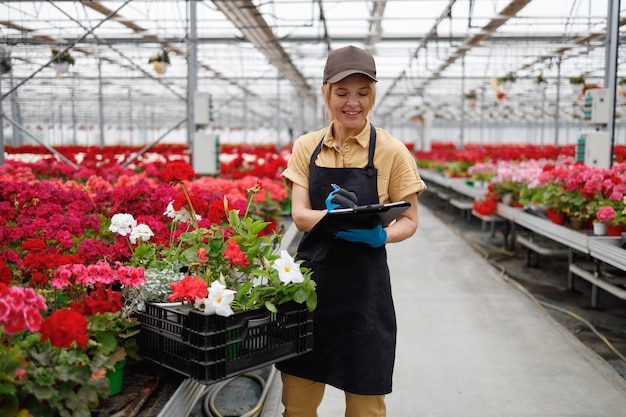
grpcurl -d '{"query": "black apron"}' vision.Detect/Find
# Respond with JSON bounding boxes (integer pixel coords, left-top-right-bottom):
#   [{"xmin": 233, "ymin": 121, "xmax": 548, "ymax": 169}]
[{"xmin": 276, "ymin": 124, "xmax": 397, "ymax": 395}]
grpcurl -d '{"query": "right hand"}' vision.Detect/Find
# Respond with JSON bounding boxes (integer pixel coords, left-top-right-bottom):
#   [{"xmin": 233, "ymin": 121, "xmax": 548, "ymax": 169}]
[{"xmin": 325, "ymin": 185, "xmax": 358, "ymax": 211}]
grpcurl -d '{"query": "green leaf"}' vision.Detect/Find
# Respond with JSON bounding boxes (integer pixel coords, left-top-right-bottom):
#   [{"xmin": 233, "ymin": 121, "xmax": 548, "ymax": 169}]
[
  {"xmin": 293, "ymin": 288, "xmax": 309, "ymax": 304},
  {"xmin": 264, "ymin": 301, "xmax": 277, "ymax": 313}
]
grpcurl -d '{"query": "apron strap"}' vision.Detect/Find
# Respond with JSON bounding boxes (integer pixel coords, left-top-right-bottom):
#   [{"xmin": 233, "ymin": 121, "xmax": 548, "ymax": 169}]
[{"xmin": 309, "ymin": 124, "xmax": 377, "ymax": 175}]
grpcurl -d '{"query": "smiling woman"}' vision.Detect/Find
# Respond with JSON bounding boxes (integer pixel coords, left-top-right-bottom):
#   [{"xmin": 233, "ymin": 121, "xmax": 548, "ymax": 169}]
[{"xmin": 276, "ymin": 44, "xmax": 427, "ymax": 417}]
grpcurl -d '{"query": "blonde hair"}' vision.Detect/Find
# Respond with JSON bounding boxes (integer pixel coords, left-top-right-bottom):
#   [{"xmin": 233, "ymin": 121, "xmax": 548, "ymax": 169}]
[{"xmin": 321, "ymin": 79, "xmax": 377, "ymax": 119}]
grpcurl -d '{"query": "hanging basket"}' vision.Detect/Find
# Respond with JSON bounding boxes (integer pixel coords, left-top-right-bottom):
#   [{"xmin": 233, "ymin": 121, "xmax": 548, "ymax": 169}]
[
  {"xmin": 53, "ymin": 62, "xmax": 70, "ymax": 74},
  {"xmin": 153, "ymin": 61, "xmax": 169, "ymax": 74}
]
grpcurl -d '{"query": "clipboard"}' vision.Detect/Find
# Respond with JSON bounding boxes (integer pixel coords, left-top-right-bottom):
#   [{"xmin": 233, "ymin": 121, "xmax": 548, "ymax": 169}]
[
  {"xmin": 299, "ymin": 201, "xmax": 411, "ymax": 251},
  {"xmin": 327, "ymin": 201, "xmax": 411, "ymax": 227}
]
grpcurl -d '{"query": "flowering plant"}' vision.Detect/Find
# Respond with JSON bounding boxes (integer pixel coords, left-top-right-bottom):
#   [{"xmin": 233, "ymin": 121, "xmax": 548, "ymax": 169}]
[
  {"xmin": 596, "ymin": 197, "xmax": 626, "ymax": 226},
  {"xmin": 596, "ymin": 206, "xmax": 616, "ymax": 223},
  {"xmin": 0, "ymin": 284, "xmax": 115, "ymax": 417},
  {"xmin": 110, "ymin": 161, "xmax": 316, "ymax": 317}
]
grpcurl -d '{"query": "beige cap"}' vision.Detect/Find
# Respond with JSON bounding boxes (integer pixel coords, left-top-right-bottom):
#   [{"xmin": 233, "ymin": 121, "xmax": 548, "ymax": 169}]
[{"xmin": 323, "ymin": 45, "xmax": 377, "ymax": 84}]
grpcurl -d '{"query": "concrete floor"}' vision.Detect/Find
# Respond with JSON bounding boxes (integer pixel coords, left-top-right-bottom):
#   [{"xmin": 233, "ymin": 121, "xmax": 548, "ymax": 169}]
[{"xmin": 261, "ymin": 202, "xmax": 626, "ymax": 417}]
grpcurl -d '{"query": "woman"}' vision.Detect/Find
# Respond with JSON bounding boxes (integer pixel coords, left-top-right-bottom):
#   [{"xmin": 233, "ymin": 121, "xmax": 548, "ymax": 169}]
[{"xmin": 276, "ymin": 45, "xmax": 427, "ymax": 417}]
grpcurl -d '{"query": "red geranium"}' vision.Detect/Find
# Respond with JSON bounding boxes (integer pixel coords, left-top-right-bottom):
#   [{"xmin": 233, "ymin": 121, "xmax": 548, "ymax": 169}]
[
  {"xmin": 168, "ymin": 275, "xmax": 209, "ymax": 303},
  {"xmin": 162, "ymin": 160, "xmax": 196, "ymax": 182},
  {"xmin": 40, "ymin": 308, "xmax": 89, "ymax": 348},
  {"xmin": 224, "ymin": 239, "xmax": 250, "ymax": 267},
  {"xmin": 71, "ymin": 285, "xmax": 123, "ymax": 316},
  {"xmin": 209, "ymin": 199, "xmax": 227, "ymax": 224}
]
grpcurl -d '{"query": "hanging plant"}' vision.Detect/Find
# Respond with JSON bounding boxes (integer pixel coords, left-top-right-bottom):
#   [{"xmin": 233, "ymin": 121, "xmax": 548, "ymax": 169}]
[
  {"xmin": 497, "ymin": 72, "xmax": 517, "ymax": 84},
  {"xmin": 464, "ymin": 89, "xmax": 477, "ymax": 100},
  {"xmin": 569, "ymin": 75, "xmax": 585, "ymax": 85},
  {"xmin": 148, "ymin": 50, "xmax": 170, "ymax": 64},
  {"xmin": 50, "ymin": 48, "xmax": 75, "ymax": 75},
  {"xmin": 148, "ymin": 50, "xmax": 171, "ymax": 74},
  {"xmin": 51, "ymin": 48, "xmax": 75, "ymax": 65}
]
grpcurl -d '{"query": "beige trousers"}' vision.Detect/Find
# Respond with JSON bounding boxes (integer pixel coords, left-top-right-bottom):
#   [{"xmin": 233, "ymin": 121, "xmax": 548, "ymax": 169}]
[{"xmin": 281, "ymin": 372, "xmax": 387, "ymax": 417}]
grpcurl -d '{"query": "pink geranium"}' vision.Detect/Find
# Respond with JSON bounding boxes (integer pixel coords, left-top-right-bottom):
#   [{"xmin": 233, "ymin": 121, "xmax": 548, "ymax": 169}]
[{"xmin": 596, "ymin": 206, "xmax": 616, "ymax": 223}]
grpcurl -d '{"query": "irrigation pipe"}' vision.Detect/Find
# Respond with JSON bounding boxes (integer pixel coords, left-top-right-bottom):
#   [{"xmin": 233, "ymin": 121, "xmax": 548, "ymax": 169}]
[{"xmin": 462, "ymin": 229, "xmax": 626, "ymax": 365}]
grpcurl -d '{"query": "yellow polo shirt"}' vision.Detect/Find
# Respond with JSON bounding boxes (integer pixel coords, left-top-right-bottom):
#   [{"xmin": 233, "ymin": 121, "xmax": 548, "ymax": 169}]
[{"xmin": 282, "ymin": 121, "xmax": 427, "ymax": 203}]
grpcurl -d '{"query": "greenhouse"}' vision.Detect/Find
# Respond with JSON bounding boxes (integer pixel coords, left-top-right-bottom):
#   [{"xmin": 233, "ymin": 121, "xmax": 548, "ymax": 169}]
[{"xmin": 2, "ymin": 1, "xmax": 626, "ymax": 417}]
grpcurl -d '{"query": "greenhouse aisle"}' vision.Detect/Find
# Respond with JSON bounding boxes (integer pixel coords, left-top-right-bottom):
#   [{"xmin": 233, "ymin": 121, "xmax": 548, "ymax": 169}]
[{"xmin": 261, "ymin": 203, "xmax": 626, "ymax": 417}]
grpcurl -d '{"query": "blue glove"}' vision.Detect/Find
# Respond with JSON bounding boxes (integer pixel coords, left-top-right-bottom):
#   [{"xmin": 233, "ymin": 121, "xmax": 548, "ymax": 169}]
[
  {"xmin": 335, "ymin": 225, "xmax": 387, "ymax": 248},
  {"xmin": 325, "ymin": 184, "xmax": 358, "ymax": 211}
]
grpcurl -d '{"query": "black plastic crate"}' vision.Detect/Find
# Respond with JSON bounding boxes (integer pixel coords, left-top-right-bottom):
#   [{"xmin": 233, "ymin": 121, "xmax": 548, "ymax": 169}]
[{"xmin": 137, "ymin": 301, "xmax": 313, "ymax": 384}]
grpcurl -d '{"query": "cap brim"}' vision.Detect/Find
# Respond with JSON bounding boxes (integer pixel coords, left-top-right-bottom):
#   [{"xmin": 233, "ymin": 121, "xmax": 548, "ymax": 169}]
[{"xmin": 326, "ymin": 70, "xmax": 377, "ymax": 84}]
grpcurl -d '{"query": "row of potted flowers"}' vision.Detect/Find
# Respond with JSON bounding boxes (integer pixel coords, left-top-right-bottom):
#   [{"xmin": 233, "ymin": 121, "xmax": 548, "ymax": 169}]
[
  {"xmin": 3, "ymin": 143, "xmax": 289, "ymax": 181},
  {"xmin": 454, "ymin": 155, "xmax": 626, "ymax": 235},
  {"xmin": 0, "ymin": 151, "xmax": 315, "ymax": 416}
]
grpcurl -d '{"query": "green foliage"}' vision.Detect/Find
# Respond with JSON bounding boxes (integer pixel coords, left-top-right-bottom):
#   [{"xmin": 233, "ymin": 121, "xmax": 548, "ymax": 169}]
[
  {"xmin": 50, "ymin": 49, "xmax": 75, "ymax": 65},
  {"xmin": 10, "ymin": 335, "xmax": 110, "ymax": 417}
]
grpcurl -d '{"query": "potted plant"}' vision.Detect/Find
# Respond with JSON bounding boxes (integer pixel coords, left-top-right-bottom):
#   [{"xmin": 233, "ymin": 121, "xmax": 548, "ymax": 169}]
[
  {"xmin": 464, "ymin": 89, "xmax": 477, "ymax": 100},
  {"xmin": 497, "ymin": 72, "xmax": 516, "ymax": 94},
  {"xmin": 569, "ymin": 75, "xmax": 586, "ymax": 95},
  {"xmin": 534, "ymin": 73, "xmax": 548, "ymax": 93},
  {"xmin": 497, "ymin": 72, "xmax": 517, "ymax": 84},
  {"xmin": 569, "ymin": 75, "xmax": 586, "ymax": 85},
  {"xmin": 50, "ymin": 48, "xmax": 75, "ymax": 74},
  {"xmin": 148, "ymin": 50, "xmax": 171, "ymax": 74},
  {"xmin": 562, "ymin": 190, "xmax": 590, "ymax": 231}
]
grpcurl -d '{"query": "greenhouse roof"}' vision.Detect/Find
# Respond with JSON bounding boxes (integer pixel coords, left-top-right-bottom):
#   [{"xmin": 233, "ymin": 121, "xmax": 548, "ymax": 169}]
[{"xmin": 0, "ymin": 0, "xmax": 623, "ymax": 144}]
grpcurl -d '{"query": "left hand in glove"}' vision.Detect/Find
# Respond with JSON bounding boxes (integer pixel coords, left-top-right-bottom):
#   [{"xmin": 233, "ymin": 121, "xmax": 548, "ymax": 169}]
[{"xmin": 334, "ymin": 224, "xmax": 387, "ymax": 248}]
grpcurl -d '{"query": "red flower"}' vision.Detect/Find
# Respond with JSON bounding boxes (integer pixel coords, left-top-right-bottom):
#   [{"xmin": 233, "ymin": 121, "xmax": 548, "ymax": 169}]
[
  {"xmin": 168, "ymin": 275, "xmax": 208, "ymax": 303},
  {"xmin": 209, "ymin": 199, "xmax": 227, "ymax": 224},
  {"xmin": 224, "ymin": 239, "xmax": 250, "ymax": 267},
  {"xmin": 40, "ymin": 308, "xmax": 89, "ymax": 348},
  {"xmin": 162, "ymin": 161, "xmax": 196, "ymax": 182},
  {"xmin": 172, "ymin": 192, "xmax": 209, "ymax": 217},
  {"xmin": 72, "ymin": 285, "xmax": 123, "ymax": 316},
  {"xmin": 196, "ymin": 248, "xmax": 208, "ymax": 263},
  {"xmin": 0, "ymin": 260, "xmax": 11, "ymax": 284}
]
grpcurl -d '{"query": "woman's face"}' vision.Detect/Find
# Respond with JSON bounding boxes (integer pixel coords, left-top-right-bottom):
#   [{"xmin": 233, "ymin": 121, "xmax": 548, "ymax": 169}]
[{"xmin": 325, "ymin": 74, "xmax": 373, "ymax": 136}]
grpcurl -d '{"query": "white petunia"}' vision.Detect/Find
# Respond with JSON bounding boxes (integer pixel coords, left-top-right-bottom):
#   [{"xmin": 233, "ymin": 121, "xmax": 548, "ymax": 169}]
[
  {"xmin": 109, "ymin": 213, "xmax": 137, "ymax": 236},
  {"xmin": 195, "ymin": 281, "xmax": 236, "ymax": 317},
  {"xmin": 271, "ymin": 250, "xmax": 304, "ymax": 284},
  {"xmin": 129, "ymin": 223, "xmax": 154, "ymax": 244}
]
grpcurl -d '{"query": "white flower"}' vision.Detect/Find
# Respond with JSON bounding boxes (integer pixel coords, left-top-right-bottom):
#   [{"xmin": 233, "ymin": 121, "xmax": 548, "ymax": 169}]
[
  {"xmin": 163, "ymin": 201, "xmax": 201, "ymax": 223},
  {"xmin": 272, "ymin": 250, "xmax": 304, "ymax": 284},
  {"xmin": 129, "ymin": 223, "xmax": 154, "ymax": 244},
  {"xmin": 109, "ymin": 213, "xmax": 137, "ymax": 236},
  {"xmin": 195, "ymin": 281, "xmax": 236, "ymax": 317}
]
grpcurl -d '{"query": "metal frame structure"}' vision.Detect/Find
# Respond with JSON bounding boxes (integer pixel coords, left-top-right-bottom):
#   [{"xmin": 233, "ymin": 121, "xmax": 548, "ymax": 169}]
[{"xmin": 0, "ymin": 0, "xmax": 625, "ymax": 148}]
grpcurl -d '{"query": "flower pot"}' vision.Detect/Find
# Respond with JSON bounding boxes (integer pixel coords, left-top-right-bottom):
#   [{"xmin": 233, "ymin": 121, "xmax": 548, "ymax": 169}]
[
  {"xmin": 546, "ymin": 208, "xmax": 565, "ymax": 225},
  {"xmin": 593, "ymin": 222, "xmax": 607, "ymax": 236},
  {"xmin": 569, "ymin": 216, "xmax": 585, "ymax": 231},
  {"xmin": 106, "ymin": 359, "xmax": 126, "ymax": 396},
  {"xmin": 606, "ymin": 224, "xmax": 625, "ymax": 237},
  {"xmin": 53, "ymin": 62, "xmax": 69, "ymax": 74},
  {"xmin": 153, "ymin": 61, "xmax": 169, "ymax": 74}
]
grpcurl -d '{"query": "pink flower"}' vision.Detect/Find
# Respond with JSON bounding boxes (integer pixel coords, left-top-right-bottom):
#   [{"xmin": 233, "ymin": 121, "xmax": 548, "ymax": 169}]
[{"xmin": 597, "ymin": 206, "xmax": 616, "ymax": 222}]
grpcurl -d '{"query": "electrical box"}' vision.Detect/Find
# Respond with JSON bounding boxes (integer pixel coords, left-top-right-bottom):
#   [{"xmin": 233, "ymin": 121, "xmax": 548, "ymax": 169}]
[
  {"xmin": 194, "ymin": 92, "xmax": 210, "ymax": 127},
  {"xmin": 192, "ymin": 133, "xmax": 220, "ymax": 175},
  {"xmin": 580, "ymin": 130, "xmax": 611, "ymax": 169},
  {"xmin": 583, "ymin": 89, "xmax": 609, "ymax": 125}
]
